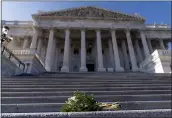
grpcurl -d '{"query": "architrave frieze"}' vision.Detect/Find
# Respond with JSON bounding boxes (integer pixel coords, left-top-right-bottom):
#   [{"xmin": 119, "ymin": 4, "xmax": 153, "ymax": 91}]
[{"xmin": 34, "ymin": 19, "xmax": 145, "ymax": 30}]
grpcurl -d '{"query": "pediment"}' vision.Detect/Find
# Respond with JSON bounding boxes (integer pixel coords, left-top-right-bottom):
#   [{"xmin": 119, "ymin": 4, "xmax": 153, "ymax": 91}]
[{"xmin": 33, "ymin": 6, "xmax": 145, "ymax": 21}]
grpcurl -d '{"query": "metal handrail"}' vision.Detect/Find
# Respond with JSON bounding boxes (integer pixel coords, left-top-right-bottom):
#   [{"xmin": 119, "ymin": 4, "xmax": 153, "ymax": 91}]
[{"xmin": 1, "ymin": 44, "xmax": 25, "ymax": 71}]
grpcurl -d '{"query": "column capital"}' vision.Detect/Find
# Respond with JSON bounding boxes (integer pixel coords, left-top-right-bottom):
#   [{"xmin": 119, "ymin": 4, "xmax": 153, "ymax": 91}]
[
  {"xmin": 65, "ymin": 28, "xmax": 70, "ymax": 32},
  {"xmin": 138, "ymin": 29, "xmax": 145, "ymax": 33},
  {"xmin": 124, "ymin": 28, "xmax": 131, "ymax": 33},
  {"xmin": 49, "ymin": 27, "xmax": 55, "ymax": 31},
  {"xmin": 110, "ymin": 29, "xmax": 116, "ymax": 33},
  {"xmin": 23, "ymin": 36, "xmax": 29, "ymax": 39},
  {"xmin": 96, "ymin": 29, "xmax": 101, "ymax": 32},
  {"xmin": 33, "ymin": 27, "xmax": 43, "ymax": 33},
  {"xmin": 81, "ymin": 28, "xmax": 86, "ymax": 32},
  {"xmin": 109, "ymin": 27, "xmax": 118, "ymax": 31}
]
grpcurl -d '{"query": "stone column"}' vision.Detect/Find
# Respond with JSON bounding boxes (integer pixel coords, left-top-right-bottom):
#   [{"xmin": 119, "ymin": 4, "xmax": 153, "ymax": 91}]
[
  {"xmin": 111, "ymin": 29, "xmax": 124, "ymax": 72},
  {"xmin": 122, "ymin": 40, "xmax": 130, "ymax": 71},
  {"xmin": 80, "ymin": 29, "xmax": 87, "ymax": 72},
  {"xmin": 159, "ymin": 39, "xmax": 166, "ymax": 49},
  {"xmin": 147, "ymin": 39, "xmax": 153, "ymax": 54},
  {"xmin": 96, "ymin": 30, "xmax": 106, "ymax": 72},
  {"xmin": 55, "ymin": 47, "xmax": 59, "ymax": 71},
  {"xmin": 107, "ymin": 39, "xmax": 114, "ymax": 72},
  {"xmin": 41, "ymin": 39, "xmax": 47, "ymax": 65},
  {"xmin": 30, "ymin": 28, "xmax": 38, "ymax": 50},
  {"xmin": 45, "ymin": 29, "xmax": 54, "ymax": 71},
  {"xmin": 23, "ymin": 37, "xmax": 29, "ymax": 49},
  {"xmin": 61, "ymin": 29, "xmax": 70, "ymax": 72},
  {"xmin": 125, "ymin": 29, "xmax": 138, "ymax": 71},
  {"xmin": 40, "ymin": 46, "xmax": 45, "ymax": 65},
  {"xmin": 51, "ymin": 39, "xmax": 57, "ymax": 71},
  {"xmin": 135, "ymin": 39, "xmax": 143, "ymax": 63},
  {"xmin": 139, "ymin": 30, "xmax": 150, "ymax": 58},
  {"xmin": 36, "ymin": 38, "xmax": 42, "ymax": 56}
]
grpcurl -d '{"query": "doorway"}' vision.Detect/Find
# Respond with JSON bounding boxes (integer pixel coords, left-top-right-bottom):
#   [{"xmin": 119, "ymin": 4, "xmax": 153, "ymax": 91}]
[{"xmin": 86, "ymin": 64, "xmax": 95, "ymax": 72}]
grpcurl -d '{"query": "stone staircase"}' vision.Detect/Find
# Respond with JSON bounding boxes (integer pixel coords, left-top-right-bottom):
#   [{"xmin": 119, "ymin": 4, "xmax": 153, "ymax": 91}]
[{"xmin": 1, "ymin": 72, "xmax": 172, "ymax": 118}]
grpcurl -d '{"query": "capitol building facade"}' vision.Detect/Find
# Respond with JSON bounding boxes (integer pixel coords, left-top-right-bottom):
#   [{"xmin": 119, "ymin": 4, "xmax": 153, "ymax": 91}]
[{"xmin": 2, "ymin": 6, "xmax": 171, "ymax": 73}]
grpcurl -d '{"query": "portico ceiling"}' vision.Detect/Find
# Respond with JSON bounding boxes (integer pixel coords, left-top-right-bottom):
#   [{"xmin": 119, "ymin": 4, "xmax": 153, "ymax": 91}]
[{"xmin": 32, "ymin": 6, "xmax": 145, "ymax": 22}]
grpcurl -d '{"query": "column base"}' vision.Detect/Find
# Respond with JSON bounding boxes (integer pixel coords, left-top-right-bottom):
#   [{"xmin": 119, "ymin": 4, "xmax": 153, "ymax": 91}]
[
  {"xmin": 132, "ymin": 67, "xmax": 139, "ymax": 72},
  {"xmin": 45, "ymin": 66, "xmax": 51, "ymax": 72},
  {"xmin": 107, "ymin": 68, "xmax": 114, "ymax": 72},
  {"xmin": 98, "ymin": 68, "xmax": 106, "ymax": 72},
  {"xmin": 115, "ymin": 67, "xmax": 124, "ymax": 72},
  {"xmin": 61, "ymin": 66, "xmax": 69, "ymax": 72},
  {"xmin": 79, "ymin": 67, "xmax": 88, "ymax": 72}
]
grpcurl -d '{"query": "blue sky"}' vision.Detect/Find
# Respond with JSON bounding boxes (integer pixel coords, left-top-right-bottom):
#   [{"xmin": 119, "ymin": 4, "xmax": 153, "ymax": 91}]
[{"xmin": 2, "ymin": 1, "xmax": 171, "ymax": 25}]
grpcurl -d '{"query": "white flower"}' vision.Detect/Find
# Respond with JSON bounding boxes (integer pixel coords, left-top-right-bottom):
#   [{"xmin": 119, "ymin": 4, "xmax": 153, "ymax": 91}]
[
  {"xmin": 68, "ymin": 96, "xmax": 76, "ymax": 101},
  {"xmin": 67, "ymin": 96, "xmax": 78, "ymax": 104}
]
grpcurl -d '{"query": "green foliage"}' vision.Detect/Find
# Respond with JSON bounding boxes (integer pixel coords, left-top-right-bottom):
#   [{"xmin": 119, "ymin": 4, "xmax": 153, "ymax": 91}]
[{"xmin": 61, "ymin": 91, "xmax": 103, "ymax": 112}]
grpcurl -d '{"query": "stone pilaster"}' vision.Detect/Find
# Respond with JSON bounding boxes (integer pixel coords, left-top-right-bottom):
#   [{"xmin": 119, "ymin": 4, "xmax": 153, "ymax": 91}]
[
  {"xmin": 135, "ymin": 39, "xmax": 143, "ymax": 64},
  {"xmin": 30, "ymin": 28, "xmax": 38, "ymax": 50},
  {"xmin": 45, "ymin": 29, "xmax": 54, "ymax": 71},
  {"xmin": 96, "ymin": 30, "xmax": 106, "ymax": 72},
  {"xmin": 61, "ymin": 29, "xmax": 70, "ymax": 72},
  {"xmin": 139, "ymin": 30, "xmax": 150, "ymax": 58},
  {"xmin": 111, "ymin": 29, "xmax": 124, "ymax": 72},
  {"xmin": 36, "ymin": 38, "xmax": 43, "ymax": 56},
  {"xmin": 122, "ymin": 40, "xmax": 130, "ymax": 71},
  {"xmin": 147, "ymin": 39, "xmax": 153, "ymax": 54},
  {"xmin": 125, "ymin": 29, "xmax": 138, "ymax": 71},
  {"xmin": 159, "ymin": 39, "xmax": 166, "ymax": 49},
  {"xmin": 80, "ymin": 29, "xmax": 87, "ymax": 72}
]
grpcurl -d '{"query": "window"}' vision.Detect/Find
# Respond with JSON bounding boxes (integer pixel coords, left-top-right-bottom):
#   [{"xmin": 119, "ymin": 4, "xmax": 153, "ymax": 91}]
[
  {"xmin": 102, "ymin": 49, "xmax": 104, "ymax": 54},
  {"xmin": 73, "ymin": 48, "xmax": 79, "ymax": 55},
  {"xmin": 87, "ymin": 48, "xmax": 92, "ymax": 54},
  {"xmin": 60, "ymin": 49, "xmax": 64, "ymax": 54},
  {"xmin": 59, "ymin": 62, "xmax": 63, "ymax": 71}
]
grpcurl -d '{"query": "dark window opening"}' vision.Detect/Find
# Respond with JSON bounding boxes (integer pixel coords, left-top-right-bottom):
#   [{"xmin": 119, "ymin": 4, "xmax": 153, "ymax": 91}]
[
  {"xmin": 87, "ymin": 48, "xmax": 92, "ymax": 54},
  {"xmin": 102, "ymin": 50, "xmax": 104, "ymax": 54},
  {"xmin": 60, "ymin": 49, "xmax": 64, "ymax": 54},
  {"xmin": 74, "ymin": 48, "xmax": 79, "ymax": 55}
]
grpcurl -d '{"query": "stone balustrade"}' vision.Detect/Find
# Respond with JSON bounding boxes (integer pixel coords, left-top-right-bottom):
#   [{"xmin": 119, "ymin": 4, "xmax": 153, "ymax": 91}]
[
  {"xmin": 1, "ymin": 20, "xmax": 33, "ymax": 26},
  {"xmin": 146, "ymin": 24, "xmax": 169, "ymax": 28},
  {"xmin": 11, "ymin": 49, "xmax": 36, "ymax": 55}
]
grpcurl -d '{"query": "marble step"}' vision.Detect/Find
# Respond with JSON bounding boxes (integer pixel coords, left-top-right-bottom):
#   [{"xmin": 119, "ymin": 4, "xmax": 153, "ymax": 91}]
[
  {"xmin": 2, "ymin": 109, "xmax": 171, "ymax": 118},
  {"xmin": 2, "ymin": 83, "xmax": 171, "ymax": 88},
  {"xmin": 2, "ymin": 80, "xmax": 171, "ymax": 84},
  {"xmin": 41, "ymin": 72, "xmax": 171, "ymax": 76},
  {"xmin": 2, "ymin": 86, "xmax": 171, "ymax": 92},
  {"xmin": 2, "ymin": 94, "xmax": 171, "ymax": 104},
  {"xmin": 2, "ymin": 101, "xmax": 171, "ymax": 113},
  {"xmin": 2, "ymin": 75, "xmax": 171, "ymax": 79},
  {"xmin": 2, "ymin": 78, "xmax": 171, "ymax": 82},
  {"xmin": 2, "ymin": 90, "xmax": 171, "ymax": 97},
  {"xmin": 2, "ymin": 79, "xmax": 171, "ymax": 84}
]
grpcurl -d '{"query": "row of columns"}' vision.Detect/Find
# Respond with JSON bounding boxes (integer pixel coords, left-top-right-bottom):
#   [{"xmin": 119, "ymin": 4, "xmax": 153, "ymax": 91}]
[{"xmin": 29, "ymin": 27, "xmax": 167, "ymax": 72}]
